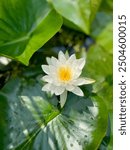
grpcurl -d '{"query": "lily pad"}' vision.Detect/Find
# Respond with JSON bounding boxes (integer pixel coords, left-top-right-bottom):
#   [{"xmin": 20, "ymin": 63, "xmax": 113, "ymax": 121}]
[{"xmin": 0, "ymin": 77, "xmax": 108, "ymax": 150}]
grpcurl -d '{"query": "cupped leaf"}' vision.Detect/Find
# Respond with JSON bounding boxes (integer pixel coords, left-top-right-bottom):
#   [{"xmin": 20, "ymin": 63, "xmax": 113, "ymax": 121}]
[
  {"xmin": 0, "ymin": 77, "xmax": 108, "ymax": 150},
  {"xmin": 49, "ymin": 0, "xmax": 101, "ymax": 34},
  {"xmin": 0, "ymin": 0, "xmax": 62, "ymax": 65}
]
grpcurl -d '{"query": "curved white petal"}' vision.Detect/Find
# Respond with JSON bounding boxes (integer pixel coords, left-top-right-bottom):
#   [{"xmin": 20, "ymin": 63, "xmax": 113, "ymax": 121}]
[
  {"xmin": 77, "ymin": 58, "xmax": 85, "ymax": 70},
  {"xmin": 67, "ymin": 54, "xmax": 76, "ymax": 64},
  {"xmin": 65, "ymin": 84, "xmax": 75, "ymax": 91},
  {"xmin": 71, "ymin": 86, "xmax": 84, "ymax": 96},
  {"xmin": 55, "ymin": 86, "xmax": 65, "ymax": 95},
  {"xmin": 49, "ymin": 65, "xmax": 57, "ymax": 74},
  {"xmin": 73, "ymin": 69, "xmax": 82, "ymax": 79},
  {"xmin": 50, "ymin": 85, "xmax": 65, "ymax": 95},
  {"xmin": 42, "ymin": 83, "xmax": 51, "ymax": 91},
  {"xmin": 73, "ymin": 78, "xmax": 95, "ymax": 86},
  {"xmin": 41, "ymin": 75, "xmax": 52, "ymax": 83},
  {"xmin": 58, "ymin": 51, "xmax": 66, "ymax": 63},
  {"xmin": 46, "ymin": 57, "xmax": 52, "ymax": 65},
  {"xmin": 41, "ymin": 65, "xmax": 50, "ymax": 74},
  {"xmin": 51, "ymin": 57, "xmax": 59, "ymax": 66}
]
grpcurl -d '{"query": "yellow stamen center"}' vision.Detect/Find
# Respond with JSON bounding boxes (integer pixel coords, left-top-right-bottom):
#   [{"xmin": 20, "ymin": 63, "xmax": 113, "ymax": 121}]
[{"xmin": 58, "ymin": 66, "xmax": 72, "ymax": 82}]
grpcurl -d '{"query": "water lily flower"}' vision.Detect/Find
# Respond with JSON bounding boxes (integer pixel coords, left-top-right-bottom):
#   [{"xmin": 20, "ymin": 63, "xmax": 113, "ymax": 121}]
[{"xmin": 41, "ymin": 51, "xmax": 95, "ymax": 108}]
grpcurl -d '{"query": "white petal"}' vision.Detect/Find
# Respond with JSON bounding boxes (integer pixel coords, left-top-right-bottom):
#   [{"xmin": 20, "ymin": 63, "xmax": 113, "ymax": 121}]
[
  {"xmin": 73, "ymin": 78, "xmax": 95, "ymax": 86},
  {"xmin": 65, "ymin": 84, "xmax": 75, "ymax": 91},
  {"xmin": 71, "ymin": 87, "xmax": 84, "ymax": 96},
  {"xmin": 46, "ymin": 57, "xmax": 52, "ymax": 65},
  {"xmin": 73, "ymin": 69, "xmax": 82, "ymax": 79},
  {"xmin": 67, "ymin": 54, "xmax": 76, "ymax": 64},
  {"xmin": 41, "ymin": 75, "xmax": 52, "ymax": 83},
  {"xmin": 50, "ymin": 85, "xmax": 64, "ymax": 95},
  {"xmin": 41, "ymin": 65, "xmax": 50, "ymax": 74},
  {"xmin": 58, "ymin": 51, "xmax": 66, "ymax": 62},
  {"xmin": 51, "ymin": 57, "xmax": 58, "ymax": 66},
  {"xmin": 60, "ymin": 90, "xmax": 67, "ymax": 108},
  {"xmin": 42, "ymin": 84, "xmax": 64, "ymax": 95},
  {"xmin": 55, "ymin": 87, "xmax": 65, "ymax": 95},
  {"xmin": 77, "ymin": 58, "xmax": 85, "ymax": 70},
  {"xmin": 49, "ymin": 65, "xmax": 57, "ymax": 75},
  {"xmin": 42, "ymin": 83, "xmax": 51, "ymax": 91}
]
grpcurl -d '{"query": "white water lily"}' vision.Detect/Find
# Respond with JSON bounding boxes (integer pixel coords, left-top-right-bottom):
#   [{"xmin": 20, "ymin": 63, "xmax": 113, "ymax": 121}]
[{"xmin": 41, "ymin": 51, "xmax": 95, "ymax": 108}]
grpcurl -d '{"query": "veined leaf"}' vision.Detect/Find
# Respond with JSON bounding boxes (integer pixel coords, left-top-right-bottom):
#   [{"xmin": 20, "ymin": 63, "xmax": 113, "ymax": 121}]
[
  {"xmin": 49, "ymin": 0, "xmax": 101, "ymax": 34},
  {"xmin": 0, "ymin": 77, "xmax": 108, "ymax": 150},
  {"xmin": 0, "ymin": 0, "xmax": 62, "ymax": 65}
]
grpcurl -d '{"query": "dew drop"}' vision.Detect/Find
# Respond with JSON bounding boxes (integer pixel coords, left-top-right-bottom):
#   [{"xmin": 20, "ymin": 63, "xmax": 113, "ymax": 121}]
[
  {"xmin": 70, "ymin": 143, "xmax": 73, "ymax": 147},
  {"xmin": 78, "ymin": 141, "xmax": 81, "ymax": 145},
  {"xmin": 67, "ymin": 135, "xmax": 70, "ymax": 138}
]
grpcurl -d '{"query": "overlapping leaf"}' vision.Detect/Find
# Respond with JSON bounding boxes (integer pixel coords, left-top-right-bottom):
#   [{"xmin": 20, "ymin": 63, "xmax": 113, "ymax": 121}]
[
  {"xmin": 50, "ymin": 0, "xmax": 101, "ymax": 34},
  {"xmin": 0, "ymin": 0, "xmax": 62, "ymax": 65}
]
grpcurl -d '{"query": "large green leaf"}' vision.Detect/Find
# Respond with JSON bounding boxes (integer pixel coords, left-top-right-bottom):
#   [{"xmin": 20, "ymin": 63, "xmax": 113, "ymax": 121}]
[
  {"xmin": 0, "ymin": 77, "xmax": 108, "ymax": 150},
  {"xmin": 82, "ymin": 44, "xmax": 112, "ymax": 113},
  {"xmin": 0, "ymin": 0, "xmax": 62, "ymax": 65},
  {"xmin": 49, "ymin": 0, "xmax": 101, "ymax": 34},
  {"xmin": 82, "ymin": 44, "xmax": 112, "ymax": 149}
]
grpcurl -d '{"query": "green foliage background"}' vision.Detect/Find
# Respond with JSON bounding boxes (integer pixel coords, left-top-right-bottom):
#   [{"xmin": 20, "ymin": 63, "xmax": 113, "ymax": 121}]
[{"xmin": 0, "ymin": 0, "xmax": 112, "ymax": 150}]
